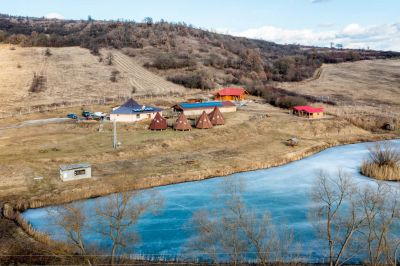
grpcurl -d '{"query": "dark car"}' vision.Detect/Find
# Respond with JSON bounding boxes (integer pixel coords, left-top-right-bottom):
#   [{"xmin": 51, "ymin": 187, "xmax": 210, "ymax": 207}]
[
  {"xmin": 67, "ymin": 113, "xmax": 78, "ymax": 119},
  {"xmin": 82, "ymin": 111, "xmax": 91, "ymax": 117}
]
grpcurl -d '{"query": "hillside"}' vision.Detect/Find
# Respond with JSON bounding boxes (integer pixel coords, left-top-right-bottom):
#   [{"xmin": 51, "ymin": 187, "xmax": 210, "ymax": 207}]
[
  {"xmin": 0, "ymin": 45, "xmax": 188, "ymax": 113},
  {"xmin": 1, "ymin": 14, "xmax": 399, "ymax": 94}
]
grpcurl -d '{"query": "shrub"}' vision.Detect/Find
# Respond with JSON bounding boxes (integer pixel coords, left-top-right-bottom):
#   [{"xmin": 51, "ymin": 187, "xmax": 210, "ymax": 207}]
[
  {"xmin": 361, "ymin": 142, "xmax": 400, "ymax": 181},
  {"xmin": 110, "ymin": 70, "xmax": 120, "ymax": 82},
  {"xmin": 45, "ymin": 48, "xmax": 52, "ymax": 56},
  {"xmin": 276, "ymin": 96, "xmax": 308, "ymax": 109},
  {"xmin": 167, "ymin": 73, "xmax": 213, "ymax": 90},
  {"xmin": 149, "ymin": 53, "xmax": 196, "ymax": 69},
  {"xmin": 29, "ymin": 73, "xmax": 46, "ymax": 93},
  {"xmin": 367, "ymin": 142, "xmax": 400, "ymax": 167}
]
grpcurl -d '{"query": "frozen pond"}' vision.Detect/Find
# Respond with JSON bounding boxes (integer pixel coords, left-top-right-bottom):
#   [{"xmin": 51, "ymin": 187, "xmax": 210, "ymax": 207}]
[{"xmin": 23, "ymin": 140, "xmax": 400, "ymax": 262}]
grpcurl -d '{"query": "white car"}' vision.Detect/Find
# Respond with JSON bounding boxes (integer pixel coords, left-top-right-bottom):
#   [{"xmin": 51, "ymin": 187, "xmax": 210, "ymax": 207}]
[{"xmin": 93, "ymin": 112, "xmax": 107, "ymax": 117}]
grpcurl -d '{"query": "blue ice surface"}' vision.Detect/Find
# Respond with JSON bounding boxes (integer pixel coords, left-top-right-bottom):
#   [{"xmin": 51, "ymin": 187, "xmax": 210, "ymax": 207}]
[{"xmin": 22, "ymin": 140, "xmax": 400, "ymax": 262}]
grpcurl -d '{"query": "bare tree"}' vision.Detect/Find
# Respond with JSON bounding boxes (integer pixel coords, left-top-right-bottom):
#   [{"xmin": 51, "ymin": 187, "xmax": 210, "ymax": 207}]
[
  {"xmin": 188, "ymin": 178, "xmax": 294, "ymax": 265},
  {"xmin": 51, "ymin": 203, "xmax": 93, "ymax": 266},
  {"xmin": 94, "ymin": 191, "xmax": 162, "ymax": 265},
  {"xmin": 310, "ymin": 170, "xmax": 365, "ymax": 266},
  {"xmin": 358, "ymin": 183, "xmax": 400, "ymax": 266},
  {"xmin": 367, "ymin": 141, "xmax": 400, "ymax": 167}
]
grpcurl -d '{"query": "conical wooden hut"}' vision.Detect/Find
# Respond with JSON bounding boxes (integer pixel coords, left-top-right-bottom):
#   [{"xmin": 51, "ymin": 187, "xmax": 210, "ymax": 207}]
[
  {"xmin": 208, "ymin": 107, "xmax": 224, "ymax": 126},
  {"xmin": 196, "ymin": 111, "xmax": 213, "ymax": 129},
  {"xmin": 149, "ymin": 112, "xmax": 167, "ymax": 130},
  {"xmin": 173, "ymin": 112, "xmax": 192, "ymax": 131}
]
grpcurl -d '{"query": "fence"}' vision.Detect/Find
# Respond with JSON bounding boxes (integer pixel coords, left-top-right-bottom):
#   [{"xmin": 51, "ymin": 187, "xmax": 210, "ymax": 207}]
[{"xmin": 0, "ymin": 92, "xmax": 191, "ymax": 120}]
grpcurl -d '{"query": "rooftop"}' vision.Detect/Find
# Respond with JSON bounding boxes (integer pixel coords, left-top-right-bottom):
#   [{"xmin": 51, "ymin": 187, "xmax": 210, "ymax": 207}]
[
  {"xmin": 175, "ymin": 101, "xmax": 235, "ymax": 110},
  {"xmin": 293, "ymin": 106, "xmax": 324, "ymax": 113},
  {"xmin": 216, "ymin": 87, "xmax": 247, "ymax": 96},
  {"xmin": 60, "ymin": 163, "xmax": 91, "ymax": 171},
  {"xmin": 111, "ymin": 99, "xmax": 162, "ymax": 114}
]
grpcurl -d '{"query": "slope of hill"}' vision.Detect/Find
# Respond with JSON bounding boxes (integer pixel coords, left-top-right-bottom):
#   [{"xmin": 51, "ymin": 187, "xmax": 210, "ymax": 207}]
[
  {"xmin": 0, "ymin": 45, "xmax": 187, "ymax": 113},
  {"xmin": 1, "ymin": 14, "xmax": 399, "ymax": 94}
]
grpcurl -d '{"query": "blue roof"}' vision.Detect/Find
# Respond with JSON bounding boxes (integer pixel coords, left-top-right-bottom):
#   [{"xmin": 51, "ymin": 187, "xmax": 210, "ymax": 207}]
[
  {"xmin": 179, "ymin": 102, "xmax": 223, "ymax": 109},
  {"xmin": 111, "ymin": 99, "xmax": 162, "ymax": 114}
]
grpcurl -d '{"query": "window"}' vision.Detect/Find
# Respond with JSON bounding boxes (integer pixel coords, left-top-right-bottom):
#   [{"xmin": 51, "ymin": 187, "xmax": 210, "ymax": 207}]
[
  {"xmin": 136, "ymin": 114, "xmax": 140, "ymax": 119},
  {"xmin": 74, "ymin": 169, "xmax": 86, "ymax": 176}
]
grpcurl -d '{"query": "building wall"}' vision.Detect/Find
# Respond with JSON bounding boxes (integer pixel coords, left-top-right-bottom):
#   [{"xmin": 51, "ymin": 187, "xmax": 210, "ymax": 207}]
[
  {"xmin": 215, "ymin": 95, "xmax": 245, "ymax": 101},
  {"xmin": 60, "ymin": 167, "xmax": 92, "ymax": 181},
  {"xmin": 182, "ymin": 106, "xmax": 237, "ymax": 116},
  {"xmin": 310, "ymin": 112, "xmax": 324, "ymax": 119},
  {"xmin": 293, "ymin": 110, "xmax": 324, "ymax": 119},
  {"xmin": 110, "ymin": 112, "xmax": 160, "ymax": 122}
]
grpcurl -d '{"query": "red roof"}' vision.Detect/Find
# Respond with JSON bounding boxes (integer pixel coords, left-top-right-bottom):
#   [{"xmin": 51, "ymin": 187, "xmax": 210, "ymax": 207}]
[
  {"xmin": 293, "ymin": 106, "xmax": 324, "ymax": 113},
  {"xmin": 216, "ymin": 88, "xmax": 247, "ymax": 96}
]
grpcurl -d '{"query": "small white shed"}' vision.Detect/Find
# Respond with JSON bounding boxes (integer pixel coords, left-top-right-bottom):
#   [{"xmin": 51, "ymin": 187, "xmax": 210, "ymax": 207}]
[{"xmin": 59, "ymin": 163, "xmax": 92, "ymax": 181}]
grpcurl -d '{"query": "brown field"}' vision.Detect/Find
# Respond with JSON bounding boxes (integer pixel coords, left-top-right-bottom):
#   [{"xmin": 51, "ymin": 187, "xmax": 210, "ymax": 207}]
[
  {"xmin": 280, "ymin": 60, "xmax": 400, "ymax": 131},
  {"xmin": 0, "ymin": 99, "xmax": 395, "ymax": 205},
  {"xmin": 280, "ymin": 59, "xmax": 400, "ymax": 108},
  {"xmin": 0, "ymin": 45, "xmax": 188, "ymax": 114}
]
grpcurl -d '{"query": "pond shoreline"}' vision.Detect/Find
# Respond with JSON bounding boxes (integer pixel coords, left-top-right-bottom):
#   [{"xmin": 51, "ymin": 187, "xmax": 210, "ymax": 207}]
[{"xmin": 1, "ymin": 134, "xmax": 399, "ymax": 250}]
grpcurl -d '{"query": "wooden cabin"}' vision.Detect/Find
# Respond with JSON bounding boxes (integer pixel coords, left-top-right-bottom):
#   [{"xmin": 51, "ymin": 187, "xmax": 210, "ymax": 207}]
[
  {"xmin": 214, "ymin": 88, "xmax": 248, "ymax": 101},
  {"xmin": 293, "ymin": 106, "xmax": 324, "ymax": 119}
]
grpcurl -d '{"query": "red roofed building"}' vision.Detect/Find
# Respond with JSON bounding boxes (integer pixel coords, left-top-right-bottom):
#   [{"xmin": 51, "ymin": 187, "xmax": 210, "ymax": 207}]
[
  {"xmin": 214, "ymin": 87, "xmax": 248, "ymax": 101},
  {"xmin": 293, "ymin": 106, "xmax": 324, "ymax": 119}
]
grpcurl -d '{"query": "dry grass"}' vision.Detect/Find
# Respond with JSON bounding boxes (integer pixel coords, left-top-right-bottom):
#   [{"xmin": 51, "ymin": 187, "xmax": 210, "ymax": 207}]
[
  {"xmin": 0, "ymin": 45, "xmax": 188, "ymax": 113},
  {"xmin": 280, "ymin": 60, "xmax": 400, "ymax": 132},
  {"xmin": 0, "ymin": 99, "xmax": 392, "ymax": 206},
  {"xmin": 280, "ymin": 59, "xmax": 400, "ymax": 107},
  {"xmin": 361, "ymin": 162, "xmax": 400, "ymax": 181}
]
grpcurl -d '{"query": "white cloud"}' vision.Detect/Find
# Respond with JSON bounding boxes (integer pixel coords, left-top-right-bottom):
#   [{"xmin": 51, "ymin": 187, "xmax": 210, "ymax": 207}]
[
  {"xmin": 45, "ymin": 12, "xmax": 64, "ymax": 20},
  {"xmin": 226, "ymin": 23, "xmax": 400, "ymax": 52}
]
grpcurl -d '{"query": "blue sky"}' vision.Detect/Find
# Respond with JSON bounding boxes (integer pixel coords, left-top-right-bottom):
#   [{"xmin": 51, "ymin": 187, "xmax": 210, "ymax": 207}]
[{"xmin": 2, "ymin": 0, "xmax": 400, "ymax": 51}]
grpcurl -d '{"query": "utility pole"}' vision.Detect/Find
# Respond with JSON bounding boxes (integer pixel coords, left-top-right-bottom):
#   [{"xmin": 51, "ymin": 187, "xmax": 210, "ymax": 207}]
[{"xmin": 113, "ymin": 119, "xmax": 117, "ymax": 149}]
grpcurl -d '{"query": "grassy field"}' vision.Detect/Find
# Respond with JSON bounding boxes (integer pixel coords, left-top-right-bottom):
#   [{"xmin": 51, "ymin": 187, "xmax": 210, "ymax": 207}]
[
  {"xmin": 0, "ymin": 45, "xmax": 188, "ymax": 114},
  {"xmin": 1, "ymin": 98, "xmax": 394, "ymax": 206},
  {"xmin": 279, "ymin": 59, "xmax": 400, "ymax": 131}
]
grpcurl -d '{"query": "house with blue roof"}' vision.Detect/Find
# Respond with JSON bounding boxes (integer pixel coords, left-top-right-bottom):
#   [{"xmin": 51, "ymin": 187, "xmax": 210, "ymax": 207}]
[
  {"xmin": 110, "ymin": 99, "xmax": 163, "ymax": 122},
  {"xmin": 172, "ymin": 101, "xmax": 236, "ymax": 116}
]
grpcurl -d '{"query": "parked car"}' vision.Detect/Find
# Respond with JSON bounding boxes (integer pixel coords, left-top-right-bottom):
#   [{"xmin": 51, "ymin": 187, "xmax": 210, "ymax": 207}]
[
  {"xmin": 82, "ymin": 111, "xmax": 91, "ymax": 118},
  {"xmin": 86, "ymin": 115, "xmax": 94, "ymax": 120},
  {"xmin": 67, "ymin": 113, "xmax": 78, "ymax": 119},
  {"xmin": 92, "ymin": 112, "xmax": 107, "ymax": 120}
]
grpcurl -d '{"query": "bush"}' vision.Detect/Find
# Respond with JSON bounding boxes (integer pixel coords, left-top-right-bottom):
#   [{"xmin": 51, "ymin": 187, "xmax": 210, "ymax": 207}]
[
  {"xmin": 367, "ymin": 142, "xmax": 400, "ymax": 167},
  {"xmin": 110, "ymin": 70, "xmax": 120, "ymax": 82},
  {"xmin": 29, "ymin": 73, "xmax": 46, "ymax": 93},
  {"xmin": 167, "ymin": 73, "xmax": 213, "ymax": 90},
  {"xmin": 45, "ymin": 48, "xmax": 52, "ymax": 56},
  {"xmin": 360, "ymin": 142, "xmax": 400, "ymax": 181},
  {"xmin": 276, "ymin": 96, "xmax": 308, "ymax": 109},
  {"xmin": 149, "ymin": 53, "xmax": 196, "ymax": 69}
]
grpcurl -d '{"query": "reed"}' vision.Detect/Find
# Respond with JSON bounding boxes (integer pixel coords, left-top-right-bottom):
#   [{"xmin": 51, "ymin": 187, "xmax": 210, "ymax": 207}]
[{"xmin": 361, "ymin": 161, "xmax": 400, "ymax": 181}]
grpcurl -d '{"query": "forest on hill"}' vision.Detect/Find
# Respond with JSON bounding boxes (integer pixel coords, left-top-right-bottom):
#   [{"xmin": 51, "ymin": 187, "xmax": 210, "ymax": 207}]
[{"xmin": 1, "ymin": 14, "xmax": 399, "ymax": 94}]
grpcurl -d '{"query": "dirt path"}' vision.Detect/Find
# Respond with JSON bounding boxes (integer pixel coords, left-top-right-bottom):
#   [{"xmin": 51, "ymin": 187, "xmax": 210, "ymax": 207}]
[{"xmin": 0, "ymin": 118, "xmax": 71, "ymax": 132}]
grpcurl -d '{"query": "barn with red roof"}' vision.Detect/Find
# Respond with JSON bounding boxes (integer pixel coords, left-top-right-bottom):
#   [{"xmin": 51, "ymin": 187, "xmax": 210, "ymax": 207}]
[
  {"xmin": 214, "ymin": 87, "xmax": 248, "ymax": 101},
  {"xmin": 293, "ymin": 106, "xmax": 324, "ymax": 119}
]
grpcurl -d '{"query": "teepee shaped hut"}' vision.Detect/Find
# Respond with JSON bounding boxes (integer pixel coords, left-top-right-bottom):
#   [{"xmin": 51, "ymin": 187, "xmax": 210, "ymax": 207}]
[
  {"xmin": 149, "ymin": 112, "xmax": 167, "ymax": 130},
  {"xmin": 196, "ymin": 111, "xmax": 213, "ymax": 129},
  {"xmin": 208, "ymin": 107, "xmax": 225, "ymax": 126},
  {"xmin": 173, "ymin": 112, "xmax": 192, "ymax": 131}
]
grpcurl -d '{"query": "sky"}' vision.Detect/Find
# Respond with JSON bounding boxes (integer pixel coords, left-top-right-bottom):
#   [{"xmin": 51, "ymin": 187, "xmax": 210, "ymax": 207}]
[{"xmin": 1, "ymin": 0, "xmax": 400, "ymax": 51}]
